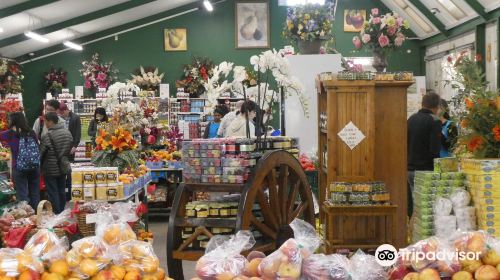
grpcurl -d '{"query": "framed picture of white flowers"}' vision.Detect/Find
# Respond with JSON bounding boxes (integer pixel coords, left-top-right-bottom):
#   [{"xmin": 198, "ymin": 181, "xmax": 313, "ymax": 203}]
[
  {"xmin": 164, "ymin": 28, "xmax": 187, "ymax": 51},
  {"xmin": 235, "ymin": 1, "xmax": 270, "ymax": 49}
]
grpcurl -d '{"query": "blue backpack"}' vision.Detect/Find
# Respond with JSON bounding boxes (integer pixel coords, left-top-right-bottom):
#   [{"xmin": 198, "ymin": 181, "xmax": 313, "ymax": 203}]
[{"xmin": 17, "ymin": 135, "xmax": 40, "ymax": 171}]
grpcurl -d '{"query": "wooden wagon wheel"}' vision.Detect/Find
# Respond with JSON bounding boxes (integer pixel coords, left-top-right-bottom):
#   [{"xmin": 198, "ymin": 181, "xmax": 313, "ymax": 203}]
[
  {"xmin": 237, "ymin": 150, "xmax": 315, "ymax": 247},
  {"xmin": 167, "ymin": 150, "xmax": 315, "ymax": 280}
]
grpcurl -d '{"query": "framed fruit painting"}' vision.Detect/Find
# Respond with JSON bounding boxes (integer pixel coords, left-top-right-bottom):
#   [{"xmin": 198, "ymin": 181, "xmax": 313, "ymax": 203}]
[
  {"xmin": 164, "ymin": 28, "xmax": 187, "ymax": 51},
  {"xmin": 344, "ymin": 10, "xmax": 366, "ymax": 32},
  {"xmin": 235, "ymin": 0, "xmax": 270, "ymax": 49}
]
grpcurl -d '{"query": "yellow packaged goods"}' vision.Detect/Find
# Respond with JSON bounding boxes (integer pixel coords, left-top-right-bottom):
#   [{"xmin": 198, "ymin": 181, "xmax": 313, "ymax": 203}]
[
  {"xmin": 95, "ymin": 184, "xmax": 107, "ymax": 200},
  {"xmin": 72, "ymin": 169, "xmax": 83, "ymax": 185},
  {"xmin": 72, "ymin": 185, "xmax": 83, "ymax": 201},
  {"xmin": 84, "ymin": 185, "xmax": 95, "ymax": 201},
  {"xmin": 106, "ymin": 167, "xmax": 119, "ymax": 183},
  {"xmin": 94, "ymin": 169, "xmax": 107, "ymax": 185},
  {"xmin": 82, "ymin": 169, "xmax": 96, "ymax": 185},
  {"xmin": 107, "ymin": 183, "xmax": 124, "ymax": 200}
]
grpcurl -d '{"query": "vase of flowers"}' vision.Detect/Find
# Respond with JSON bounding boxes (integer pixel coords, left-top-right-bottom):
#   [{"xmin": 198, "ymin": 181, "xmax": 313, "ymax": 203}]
[
  {"xmin": 92, "ymin": 127, "xmax": 139, "ymax": 172},
  {"xmin": 283, "ymin": 3, "xmax": 336, "ymax": 54},
  {"xmin": 129, "ymin": 66, "xmax": 164, "ymax": 94},
  {"xmin": 0, "ymin": 59, "xmax": 23, "ymax": 98},
  {"xmin": 176, "ymin": 57, "xmax": 214, "ymax": 98},
  {"xmin": 352, "ymin": 9, "xmax": 410, "ymax": 72},
  {"xmin": 44, "ymin": 66, "xmax": 67, "ymax": 98},
  {"xmin": 79, "ymin": 53, "xmax": 118, "ymax": 94}
]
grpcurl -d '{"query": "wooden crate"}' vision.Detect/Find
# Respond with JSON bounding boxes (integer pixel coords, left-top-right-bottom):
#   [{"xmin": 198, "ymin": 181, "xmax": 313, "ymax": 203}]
[{"xmin": 323, "ymin": 204, "xmax": 397, "ymax": 253}]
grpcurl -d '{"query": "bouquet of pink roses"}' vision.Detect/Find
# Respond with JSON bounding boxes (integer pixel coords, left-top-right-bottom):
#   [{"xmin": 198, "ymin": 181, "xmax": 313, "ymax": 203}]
[
  {"xmin": 79, "ymin": 53, "xmax": 118, "ymax": 92},
  {"xmin": 352, "ymin": 8, "xmax": 410, "ymax": 52}
]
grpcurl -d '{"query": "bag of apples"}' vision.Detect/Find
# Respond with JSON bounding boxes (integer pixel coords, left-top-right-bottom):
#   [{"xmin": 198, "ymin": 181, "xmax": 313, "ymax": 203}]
[
  {"xmin": 301, "ymin": 253, "xmax": 352, "ymax": 280},
  {"xmin": 258, "ymin": 219, "xmax": 321, "ymax": 280},
  {"xmin": 94, "ymin": 210, "xmax": 137, "ymax": 247},
  {"xmin": 0, "ymin": 248, "xmax": 44, "ymax": 277},
  {"xmin": 24, "ymin": 228, "xmax": 69, "ymax": 262},
  {"xmin": 112, "ymin": 240, "xmax": 165, "ymax": 280},
  {"xmin": 66, "ymin": 236, "xmax": 111, "ymax": 279},
  {"xmin": 195, "ymin": 230, "xmax": 256, "ymax": 280}
]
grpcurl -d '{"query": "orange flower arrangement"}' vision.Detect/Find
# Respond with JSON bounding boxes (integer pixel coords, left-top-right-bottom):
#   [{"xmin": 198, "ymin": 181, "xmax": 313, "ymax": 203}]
[
  {"xmin": 494, "ymin": 124, "xmax": 500, "ymax": 142},
  {"xmin": 95, "ymin": 127, "xmax": 137, "ymax": 152},
  {"xmin": 465, "ymin": 98, "xmax": 474, "ymax": 109},
  {"xmin": 467, "ymin": 136, "xmax": 483, "ymax": 152},
  {"xmin": 92, "ymin": 126, "xmax": 139, "ymax": 172}
]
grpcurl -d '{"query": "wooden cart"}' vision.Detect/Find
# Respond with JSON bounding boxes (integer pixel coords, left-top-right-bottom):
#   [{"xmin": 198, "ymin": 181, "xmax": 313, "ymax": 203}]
[{"xmin": 166, "ymin": 150, "xmax": 315, "ymax": 279}]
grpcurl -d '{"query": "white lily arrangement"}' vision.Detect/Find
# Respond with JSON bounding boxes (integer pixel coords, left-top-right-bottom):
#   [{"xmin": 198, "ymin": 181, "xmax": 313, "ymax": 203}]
[{"xmin": 129, "ymin": 66, "xmax": 165, "ymax": 90}]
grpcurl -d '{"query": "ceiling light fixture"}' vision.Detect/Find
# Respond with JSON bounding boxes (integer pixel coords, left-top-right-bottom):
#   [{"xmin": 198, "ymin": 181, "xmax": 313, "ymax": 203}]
[
  {"xmin": 203, "ymin": 0, "xmax": 213, "ymax": 12},
  {"xmin": 63, "ymin": 40, "xmax": 83, "ymax": 51},
  {"xmin": 0, "ymin": 28, "xmax": 3, "ymax": 33},
  {"xmin": 24, "ymin": 31, "xmax": 49, "ymax": 43}
]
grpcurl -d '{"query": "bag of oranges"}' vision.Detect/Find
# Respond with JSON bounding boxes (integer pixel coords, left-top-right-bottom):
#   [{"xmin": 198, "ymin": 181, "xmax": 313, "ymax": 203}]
[
  {"xmin": 95, "ymin": 210, "xmax": 137, "ymax": 247},
  {"xmin": 0, "ymin": 248, "xmax": 44, "ymax": 277},
  {"xmin": 112, "ymin": 240, "xmax": 164, "ymax": 280},
  {"xmin": 66, "ymin": 236, "xmax": 110, "ymax": 279}
]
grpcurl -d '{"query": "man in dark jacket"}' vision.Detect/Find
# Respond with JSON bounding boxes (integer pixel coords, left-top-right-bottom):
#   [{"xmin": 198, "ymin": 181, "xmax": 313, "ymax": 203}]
[
  {"xmin": 58, "ymin": 102, "xmax": 81, "ymax": 201},
  {"xmin": 407, "ymin": 91, "xmax": 442, "ymax": 218},
  {"xmin": 40, "ymin": 112, "xmax": 73, "ymax": 214}
]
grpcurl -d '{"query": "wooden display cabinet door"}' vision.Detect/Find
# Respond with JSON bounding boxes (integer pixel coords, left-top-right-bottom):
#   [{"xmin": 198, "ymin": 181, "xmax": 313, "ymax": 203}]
[{"xmin": 326, "ymin": 81, "xmax": 375, "ymax": 182}]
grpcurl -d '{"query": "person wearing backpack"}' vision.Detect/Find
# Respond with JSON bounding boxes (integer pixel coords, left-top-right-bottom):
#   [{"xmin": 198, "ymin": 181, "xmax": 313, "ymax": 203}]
[
  {"xmin": 0, "ymin": 112, "xmax": 41, "ymax": 210},
  {"xmin": 40, "ymin": 112, "xmax": 73, "ymax": 214}
]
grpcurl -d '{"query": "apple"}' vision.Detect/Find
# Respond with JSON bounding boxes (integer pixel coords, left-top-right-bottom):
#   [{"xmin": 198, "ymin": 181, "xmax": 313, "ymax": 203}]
[
  {"xmin": 467, "ymin": 233, "xmax": 486, "ymax": 255},
  {"xmin": 452, "ymin": 271, "xmax": 473, "ymax": 280},
  {"xmin": 277, "ymin": 263, "xmax": 300, "ymax": 279},
  {"xmin": 475, "ymin": 265, "xmax": 500, "ymax": 280},
  {"xmin": 247, "ymin": 251, "xmax": 266, "ymax": 261},
  {"xmin": 389, "ymin": 265, "xmax": 411, "ymax": 280},
  {"xmin": 419, "ymin": 268, "xmax": 440, "ymax": 280},
  {"xmin": 483, "ymin": 250, "xmax": 500, "ymax": 266},
  {"xmin": 460, "ymin": 259, "xmax": 483, "ymax": 273},
  {"xmin": 403, "ymin": 272, "xmax": 419, "ymax": 280},
  {"xmin": 244, "ymin": 258, "xmax": 262, "ymax": 277}
]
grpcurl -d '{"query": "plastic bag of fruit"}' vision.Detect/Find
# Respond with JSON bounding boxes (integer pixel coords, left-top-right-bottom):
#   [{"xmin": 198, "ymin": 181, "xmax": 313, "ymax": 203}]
[
  {"xmin": 258, "ymin": 219, "xmax": 321, "ymax": 280},
  {"xmin": 301, "ymin": 253, "xmax": 352, "ymax": 280},
  {"xmin": 195, "ymin": 230, "xmax": 255, "ymax": 280},
  {"xmin": 350, "ymin": 250, "xmax": 387, "ymax": 280},
  {"xmin": 0, "ymin": 248, "xmax": 44, "ymax": 277},
  {"xmin": 24, "ymin": 228, "xmax": 69, "ymax": 262},
  {"xmin": 66, "ymin": 236, "xmax": 110, "ymax": 279},
  {"xmin": 94, "ymin": 211, "xmax": 137, "ymax": 247},
  {"xmin": 113, "ymin": 240, "xmax": 164, "ymax": 278}
]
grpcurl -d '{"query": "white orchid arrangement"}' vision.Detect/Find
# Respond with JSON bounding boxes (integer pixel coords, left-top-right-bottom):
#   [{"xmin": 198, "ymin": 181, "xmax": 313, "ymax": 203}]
[
  {"xmin": 129, "ymin": 66, "xmax": 164, "ymax": 90},
  {"xmin": 204, "ymin": 61, "xmax": 235, "ymax": 110},
  {"xmin": 102, "ymin": 82, "xmax": 140, "ymax": 110}
]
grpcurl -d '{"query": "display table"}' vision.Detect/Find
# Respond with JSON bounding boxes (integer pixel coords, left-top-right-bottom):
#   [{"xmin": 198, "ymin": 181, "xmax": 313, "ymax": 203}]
[
  {"xmin": 323, "ymin": 204, "xmax": 397, "ymax": 253},
  {"xmin": 317, "ymin": 78, "xmax": 413, "ymax": 248}
]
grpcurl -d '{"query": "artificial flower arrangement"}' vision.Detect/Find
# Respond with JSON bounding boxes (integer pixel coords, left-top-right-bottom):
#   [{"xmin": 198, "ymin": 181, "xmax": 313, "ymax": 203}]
[
  {"xmin": 0, "ymin": 58, "xmax": 23, "ymax": 97},
  {"xmin": 138, "ymin": 98, "xmax": 166, "ymax": 147},
  {"xmin": 44, "ymin": 66, "xmax": 67, "ymax": 95},
  {"xmin": 282, "ymin": 2, "xmax": 336, "ymax": 42},
  {"xmin": 129, "ymin": 66, "xmax": 164, "ymax": 91},
  {"xmin": 176, "ymin": 57, "xmax": 214, "ymax": 98},
  {"xmin": 352, "ymin": 8, "xmax": 410, "ymax": 52},
  {"xmin": 92, "ymin": 126, "xmax": 139, "ymax": 172},
  {"xmin": 0, "ymin": 99, "xmax": 22, "ymax": 131},
  {"xmin": 446, "ymin": 51, "xmax": 500, "ymax": 158},
  {"xmin": 79, "ymin": 53, "xmax": 118, "ymax": 93}
]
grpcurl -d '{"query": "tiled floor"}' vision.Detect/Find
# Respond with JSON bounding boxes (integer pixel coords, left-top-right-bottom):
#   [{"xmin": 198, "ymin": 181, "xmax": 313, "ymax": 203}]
[{"xmin": 149, "ymin": 220, "xmax": 197, "ymax": 280}]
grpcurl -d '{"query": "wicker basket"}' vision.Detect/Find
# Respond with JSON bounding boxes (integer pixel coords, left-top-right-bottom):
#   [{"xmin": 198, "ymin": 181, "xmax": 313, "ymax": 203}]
[
  {"xmin": 24, "ymin": 200, "xmax": 66, "ymax": 243},
  {"xmin": 77, "ymin": 212, "xmax": 96, "ymax": 237}
]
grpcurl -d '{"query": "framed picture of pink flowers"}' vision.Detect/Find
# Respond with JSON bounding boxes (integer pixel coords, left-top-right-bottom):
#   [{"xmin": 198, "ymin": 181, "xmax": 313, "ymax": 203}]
[{"xmin": 344, "ymin": 9, "xmax": 366, "ymax": 32}]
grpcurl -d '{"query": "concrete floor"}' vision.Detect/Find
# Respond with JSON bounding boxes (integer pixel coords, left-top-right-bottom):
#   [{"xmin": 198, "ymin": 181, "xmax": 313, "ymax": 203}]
[{"xmin": 149, "ymin": 219, "xmax": 197, "ymax": 280}]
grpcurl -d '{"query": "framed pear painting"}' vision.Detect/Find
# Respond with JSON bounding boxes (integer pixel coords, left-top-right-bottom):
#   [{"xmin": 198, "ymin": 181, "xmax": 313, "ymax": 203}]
[
  {"xmin": 164, "ymin": 28, "xmax": 187, "ymax": 51},
  {"xmin": 235, "ymin": 1, "xmax": 270, "ymax": 49}
]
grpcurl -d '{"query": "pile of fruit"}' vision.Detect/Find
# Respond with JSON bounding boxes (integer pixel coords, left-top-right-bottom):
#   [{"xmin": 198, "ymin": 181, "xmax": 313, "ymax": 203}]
[
  {"xmin": 0, "ymin": 222, "xmax": 171, "ymax": 280},
  {"xmin": 390, "ymin": 231, "xmax": 500, "ymax": 280},
  {"xmin": 118, "ymin": 165, "xmax": 149, "ymax": 184},
  {"xmin": 150, "ymin": 151, "xmax": 181, "ymax": 162},
  {"xmin": 299, "ymin": 154, "xmax": 316, "ymax": 171}
]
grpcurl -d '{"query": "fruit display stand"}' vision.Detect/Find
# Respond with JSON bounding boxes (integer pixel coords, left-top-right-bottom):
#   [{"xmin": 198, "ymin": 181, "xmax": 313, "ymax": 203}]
[
  {"xmin": 166, "ymin": 150, "xmax": 315, "ymax": 280},
  {"xmin": 317, "ymin": 77, "xmax": 413, "ymax": 248}
]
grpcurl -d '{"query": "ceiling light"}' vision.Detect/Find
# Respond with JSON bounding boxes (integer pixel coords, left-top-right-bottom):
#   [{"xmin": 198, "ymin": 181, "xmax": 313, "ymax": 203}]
[
  {"xmin": 405, "ymin": 7, "xmax": 433, "ymax": 33},
  {"xmin": 24, "ymin": 31, "xmax": 49, "ymax": 43},
  {"xmin": 63, "ymin": 40, "xmax": 83, "ymax": 51},
  {"xmin": 431, "ymin": 8, "xmax": 440, "ymax": 15},
  {"xmin": 203, "ymin": 0, "xmax": 213, "ymax": 12},
  {"xmin": 437, "ymin": 0, "xmax": 466, "ymax": 20},
  {"xmin": 0, "ymin": 28, "xmax": 3, "ymax": 33}
]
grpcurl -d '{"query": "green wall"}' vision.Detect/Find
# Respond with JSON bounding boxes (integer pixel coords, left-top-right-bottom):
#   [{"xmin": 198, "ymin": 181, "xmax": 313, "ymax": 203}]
[{"xmin": 19, "ymin": 0, "xmax": 422, "ymax": 124}]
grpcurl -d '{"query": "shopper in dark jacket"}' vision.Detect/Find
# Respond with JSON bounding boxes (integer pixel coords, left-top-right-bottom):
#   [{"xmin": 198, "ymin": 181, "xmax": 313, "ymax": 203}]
[
  {"xmin": 40, "ymin": 112, "xmax": 73, "ymax": 214},
  {"xmin": 88, "ymin": 107, "xmax": 108, "ymax": 145},
  {"xmin": 407, "ymin": 91, "xmax": 442, "ymax": 217},
  {"xmin": 58, "ymin": 102, "xmax": 81, "ymax": 201},
  {"xmin": 0, "ymin": 112, "xmax": 40, "ymax": 209}
]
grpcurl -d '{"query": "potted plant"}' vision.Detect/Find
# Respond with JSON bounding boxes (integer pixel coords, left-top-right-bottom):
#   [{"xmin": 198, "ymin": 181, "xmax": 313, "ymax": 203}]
[
  {"xmin": 352, "ymin": 8, "xmax": 410, "ymax": 72},
  {"xmin": 283, "ymin": 3, "xmax": 336, "ymax": 54}
]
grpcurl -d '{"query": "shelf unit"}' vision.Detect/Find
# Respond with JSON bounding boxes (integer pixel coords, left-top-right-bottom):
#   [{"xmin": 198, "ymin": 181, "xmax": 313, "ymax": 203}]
[{"xmin": 317, "ymin": 78, "xmax": 413, "ymax": 248}]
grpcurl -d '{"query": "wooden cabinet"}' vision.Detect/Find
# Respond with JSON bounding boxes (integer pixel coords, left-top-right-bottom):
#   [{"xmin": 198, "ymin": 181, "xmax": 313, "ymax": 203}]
[{"xmin": 317, "ymin": 78, "xmax": 413, "ymax": 248}]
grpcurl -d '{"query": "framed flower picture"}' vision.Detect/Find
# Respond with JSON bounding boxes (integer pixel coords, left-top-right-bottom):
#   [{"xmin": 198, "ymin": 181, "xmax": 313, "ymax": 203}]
[
  {"xmin": 235, "ymin": 1, "xmax": 270, "ymax": 49},
  {"xmin": 164, "ymin": 28, "xmax": 187, "ymax": 51},
  {"xmin": 344, "ymin": 10, "xmax": 366, "ymax": 32}
]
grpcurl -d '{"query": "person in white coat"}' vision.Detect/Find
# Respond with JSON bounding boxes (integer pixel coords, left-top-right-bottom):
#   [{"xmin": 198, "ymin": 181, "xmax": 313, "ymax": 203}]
[
  {"xmin": 218, "ymin": 100, "xmax": 244, "ymax": 138},
  {"xmin": 226, "ymin": 100, "xmax": 257, "ymax": 138}
]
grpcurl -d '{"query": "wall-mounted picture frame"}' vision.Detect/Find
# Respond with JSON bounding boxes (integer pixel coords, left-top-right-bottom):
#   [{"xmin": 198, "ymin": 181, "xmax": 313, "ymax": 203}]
[
  {"xmin": 164, "ymin": 28, "xmax": 187, "ymax": 51},
  {"xmin": 235, "ymin": 1, "xmax": 270, "ymax": 49},
  {"xmin": 344, "ymin": 10, "xmax": 366, "ymax": 32}
]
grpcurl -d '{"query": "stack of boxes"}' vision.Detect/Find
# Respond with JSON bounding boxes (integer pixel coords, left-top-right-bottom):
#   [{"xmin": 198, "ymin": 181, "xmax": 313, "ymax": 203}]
[
  {"xmin": 327, "ymin": 182, "xmax": 391, "ymax": 205},
  {"xmin": 463, "ymin": 159, "xmax": 500, "ymax": 237},
  {"xmin": 412, "ymin": 158, "xmax": 469, "ymax": 242}
]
